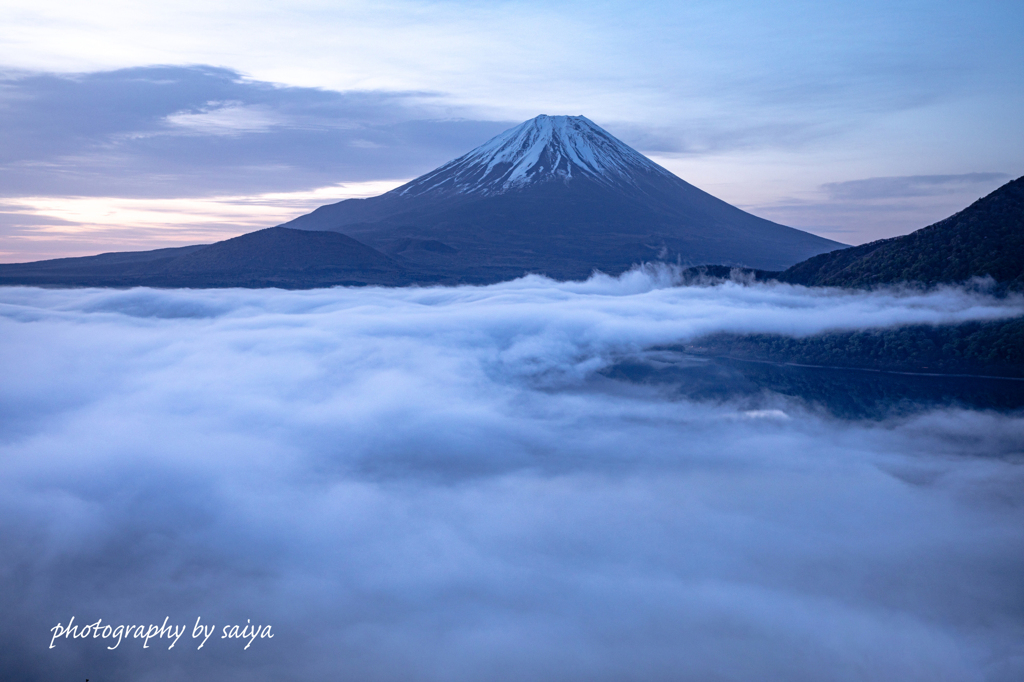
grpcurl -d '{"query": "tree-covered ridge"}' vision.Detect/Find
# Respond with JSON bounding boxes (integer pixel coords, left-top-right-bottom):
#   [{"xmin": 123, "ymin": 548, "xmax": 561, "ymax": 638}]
[
  {"xmin": 780, "ymin": 176, "xmax": 1024, "ymax": 289},
  {"xmin": 681, "ymin": 316, "xmax": 1024, "ymax": 378}
]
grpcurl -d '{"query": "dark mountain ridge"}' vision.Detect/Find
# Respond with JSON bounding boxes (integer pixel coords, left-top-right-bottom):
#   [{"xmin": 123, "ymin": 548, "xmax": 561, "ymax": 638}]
[
  {"xmin": 779, "ymin": 175, "xmax": 1024, "ymax": 290},
  {"xmin": 0, "ymin": 228, "xmax": 420, "ymax": 288}
]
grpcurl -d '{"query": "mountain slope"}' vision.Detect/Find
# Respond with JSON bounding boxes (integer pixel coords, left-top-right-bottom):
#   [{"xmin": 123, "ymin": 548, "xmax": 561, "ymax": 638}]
[
  {"xmin": 0, "ymin": 228, "xmax": 415, "ymax": 288},
  {"xmin": 780, "ymin": 176, "xmax": 1024, "ymax": 289},
  {"xmin": 0, "ymin": 245, "xmax": 208, "ymax": 286},
  {"xmin": 283, "ymin": 115, "xmax": 844, "ymax": 276},
  {"xmin": 394, "ymin": 114, "xmax": 677, "ymax": 197}
]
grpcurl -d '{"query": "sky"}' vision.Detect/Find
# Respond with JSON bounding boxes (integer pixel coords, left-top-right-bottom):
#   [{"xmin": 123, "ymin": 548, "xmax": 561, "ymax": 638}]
[
  {"xmin": 3, "ymin": 273, "xmax": 1024, "ymax": 680},
  {"xmin": 0, "ymin": 0, "xmax": 1022, "ymax": 261}
]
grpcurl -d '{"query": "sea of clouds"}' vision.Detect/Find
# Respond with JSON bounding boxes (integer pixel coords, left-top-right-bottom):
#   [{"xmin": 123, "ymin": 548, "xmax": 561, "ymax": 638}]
[{"xmin": 1, "ymin": 270, "xmax": 1023, "ymax": 681}]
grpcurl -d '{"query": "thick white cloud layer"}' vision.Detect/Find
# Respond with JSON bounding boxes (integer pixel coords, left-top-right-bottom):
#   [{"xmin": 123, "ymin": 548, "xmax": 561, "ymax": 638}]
[{"xmin": 1, "ymin": 273, "xmax": 1023, "ymax": 681}]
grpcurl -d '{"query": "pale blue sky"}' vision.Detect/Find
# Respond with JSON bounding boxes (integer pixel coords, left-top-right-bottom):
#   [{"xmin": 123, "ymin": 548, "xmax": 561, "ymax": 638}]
[{"xmin": 0, "ymin": 0, "xmax": 1021, "ymax": 260}]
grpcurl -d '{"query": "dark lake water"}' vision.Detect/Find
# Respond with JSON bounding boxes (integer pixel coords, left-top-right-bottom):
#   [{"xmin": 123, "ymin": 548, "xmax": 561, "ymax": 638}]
[{"xmin": 603, "ymin": 351, "xmax": 1024, "ymax": 420}]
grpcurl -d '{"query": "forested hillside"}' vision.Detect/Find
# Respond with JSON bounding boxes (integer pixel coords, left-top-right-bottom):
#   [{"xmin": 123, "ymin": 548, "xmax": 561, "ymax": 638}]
[
  {"xmin": 780, "ymin": 176, "xmax": 1023, "ymax": 289},
  {"xmin": 682, "ymin": 316, "xmax": 1024, "ymax": 378}
]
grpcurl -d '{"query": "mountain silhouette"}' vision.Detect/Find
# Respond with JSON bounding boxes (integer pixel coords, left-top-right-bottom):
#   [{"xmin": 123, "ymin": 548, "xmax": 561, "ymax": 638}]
[
  {"xmin": 283, "ymin": 114, "xmax": 844, "ymax": 279},
  {"xmin": 0, "ymin": 115, "xmax": 844, "ymax": 288}
]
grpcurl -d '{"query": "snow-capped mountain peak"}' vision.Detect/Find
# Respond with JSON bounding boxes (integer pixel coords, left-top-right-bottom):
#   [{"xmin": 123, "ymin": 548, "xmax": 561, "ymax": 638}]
[{"xmin": 397, "ymin": 115, "xmax": 675, "ymax": 198}]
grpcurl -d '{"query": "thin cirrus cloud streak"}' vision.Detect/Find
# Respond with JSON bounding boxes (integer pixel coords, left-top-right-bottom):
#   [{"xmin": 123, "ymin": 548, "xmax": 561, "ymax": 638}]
[
  {"xmin": 820, "ymin": 173, "xmax": 1013, "ymax": 201},
  {"xmin": 1, "ymin": 273, "xmax": 1023, "ymax": 680},
  {"xmin": 164, "ymin": 102, "xmax": 286, "ymax": 135}
]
